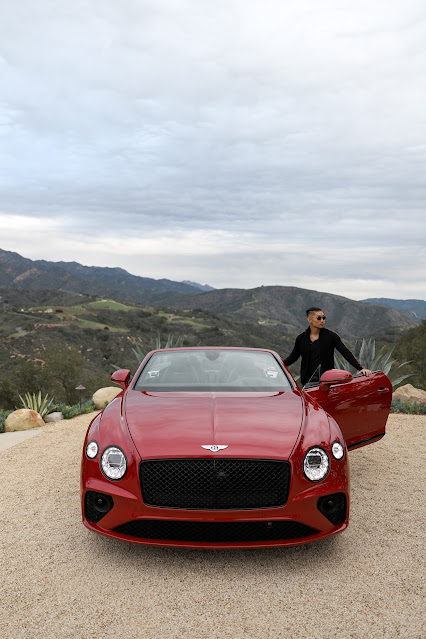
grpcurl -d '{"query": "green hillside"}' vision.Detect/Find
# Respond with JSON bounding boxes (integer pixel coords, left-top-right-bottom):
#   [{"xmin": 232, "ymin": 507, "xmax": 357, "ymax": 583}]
[
  {"xmin": 149, "ymin": 285, "xmax": 415, "ymax": 340},
  {"xmin": 0, "ymin": 289, "xmax": 298, "ymax": 409}
]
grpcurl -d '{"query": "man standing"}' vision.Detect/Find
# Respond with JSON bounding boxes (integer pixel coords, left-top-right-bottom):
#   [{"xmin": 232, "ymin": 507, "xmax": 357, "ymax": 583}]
[{"xmin": 284, "ymin": 307, "xmax": 372, "ymax": 386}]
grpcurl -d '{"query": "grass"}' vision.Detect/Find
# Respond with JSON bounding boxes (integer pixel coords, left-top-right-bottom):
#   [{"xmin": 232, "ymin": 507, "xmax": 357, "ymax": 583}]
[
  {"xmin": 76, "ymin": 319, "xmax": 128, "ymax": 332},
  {"xmin": 86, "ymin": 300, "xmax": 137, "ymax": 311},
  {"xmin": 169, "ymin": 318, "xmax": 210, "ymax": 329}
]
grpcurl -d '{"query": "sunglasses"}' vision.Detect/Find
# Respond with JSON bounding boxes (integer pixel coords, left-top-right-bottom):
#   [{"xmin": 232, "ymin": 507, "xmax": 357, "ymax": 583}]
[{"xmin": 316, "ymin": 315, "xmax": 326, "ymax": 320}]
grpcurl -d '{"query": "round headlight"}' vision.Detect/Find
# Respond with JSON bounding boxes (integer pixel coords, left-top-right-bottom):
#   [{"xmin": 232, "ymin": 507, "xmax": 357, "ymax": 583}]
[
  {"xmin": 101, "ymin": 446, "xmax": 127, "ymax": 480},
  {"xmin": 303, "ymin": 447, "xmax": 330, "ymax": 482},
  {"xmin": 86, "ymin": 441, "xmax": 99, "ymax": 459},
  {"xmin": 332, "ymin": 441, "xmax": 344, "ymax": 460}
]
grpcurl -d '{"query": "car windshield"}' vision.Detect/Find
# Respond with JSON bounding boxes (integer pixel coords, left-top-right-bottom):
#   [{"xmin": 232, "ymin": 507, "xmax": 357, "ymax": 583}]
[{"xmin": 133, "ymin": 349, "xmax": 292, "ymax": 392}]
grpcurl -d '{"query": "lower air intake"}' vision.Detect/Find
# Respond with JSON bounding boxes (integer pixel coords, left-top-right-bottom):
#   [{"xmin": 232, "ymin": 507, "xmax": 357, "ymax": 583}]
[{"xmin": 113, "ymin": 519, "xmax": 318, "ymax": 543}]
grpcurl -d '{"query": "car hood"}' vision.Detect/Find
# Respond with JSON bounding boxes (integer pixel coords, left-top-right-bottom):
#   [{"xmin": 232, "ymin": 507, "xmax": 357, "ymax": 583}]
[{"xmin": 124, "ymin": 390, "xmax": 303, "ymax": 460}]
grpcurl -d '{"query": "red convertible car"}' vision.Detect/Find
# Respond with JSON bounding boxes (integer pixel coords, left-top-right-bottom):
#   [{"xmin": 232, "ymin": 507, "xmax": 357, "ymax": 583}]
[{"xmin": 81, "ymin": 347, "xmax": 392, "ymax": 548}]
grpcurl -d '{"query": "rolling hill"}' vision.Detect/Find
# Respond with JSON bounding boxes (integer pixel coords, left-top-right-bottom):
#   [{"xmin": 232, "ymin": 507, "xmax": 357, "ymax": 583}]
[
  {"xmin": 0, "ymin": 248, "xmax": 416, "ymax": 340},
  {"xmin": 147, "ymin": 285, "xmax": 416, "ymax": 340},
  {"xmin": 362, "ymin": 298, "xmax": 426, "ymax": 323},
  {"xmin": 0, "ymin": 248, "xmax": 210, "ymax": 301}
]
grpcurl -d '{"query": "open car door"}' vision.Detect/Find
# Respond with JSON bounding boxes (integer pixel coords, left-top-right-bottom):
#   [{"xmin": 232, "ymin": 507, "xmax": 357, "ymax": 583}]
[{"xmin": 304, "ymin": 370, "xmax": 392, "ymax": 450}]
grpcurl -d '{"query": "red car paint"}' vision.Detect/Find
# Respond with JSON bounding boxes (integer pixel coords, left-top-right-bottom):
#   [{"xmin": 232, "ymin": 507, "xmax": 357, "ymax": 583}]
[{"xmin": 81, "ymin": 347, "xmax": 392, "ymax": 548}]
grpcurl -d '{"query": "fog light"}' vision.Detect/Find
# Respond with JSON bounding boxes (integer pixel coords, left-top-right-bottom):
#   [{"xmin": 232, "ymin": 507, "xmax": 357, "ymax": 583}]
[
  {"xmin": 322, "ymin": 498, "xmax": 338, "ymax": 515},
  {"xmin": 317, "ymin": 493, "xmax": 347, "ymax": 525},
  {"xmin": 94, "ymin": 495, "xmax": 112, "ymax": 513},
  {"xmin": 85, "ymin": 491, "xmax": 114, "ymax": 524}
]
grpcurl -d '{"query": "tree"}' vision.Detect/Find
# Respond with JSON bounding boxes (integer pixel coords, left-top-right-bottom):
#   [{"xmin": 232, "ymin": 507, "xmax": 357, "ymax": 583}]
[
  {"xmin": 43, "ymin": 343, "xmax": 87, "ymax": 404},
  {"xmin": 393, "ymin": 320, "xmax": 426, "ymax": 390}
]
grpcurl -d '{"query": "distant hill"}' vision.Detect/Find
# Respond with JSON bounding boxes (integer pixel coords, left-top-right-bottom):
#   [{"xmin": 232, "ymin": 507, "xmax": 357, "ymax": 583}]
[
  {"xmin": 362, "ymin": 298, "xmax": 426, "ymax": 323},
  {"xmin": 0, "ymin": 248, "xmax": 209, "ymax": 302},
  {"xmin": 150, "ymin": 285, "xmax": 416, "ymax": 340},
  {"xmin": 0, "ymin": 249, "xmax": 416, "ymax": 341},
  {"xmin": 182, "ymin": 280, "xmax": 215, "ymax": 292}
]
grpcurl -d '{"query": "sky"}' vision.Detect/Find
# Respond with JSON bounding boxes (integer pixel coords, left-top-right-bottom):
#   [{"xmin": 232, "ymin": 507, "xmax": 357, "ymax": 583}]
[{"xmin": 0, "ymin": 0, "xmax": 425, "ymax": 300}]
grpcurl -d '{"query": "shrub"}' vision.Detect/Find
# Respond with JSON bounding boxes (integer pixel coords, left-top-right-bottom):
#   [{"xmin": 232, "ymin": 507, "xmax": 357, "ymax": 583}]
[
  {"xmin": 0, "ymin": 409, "xmax": 13, "ymax": 433},
  {"xmin": 390, "ymin": 399, "xmax": 426, "ymax": 415},
  {"xmin": 50, "ymin": 400, "xmax": 95, "ymax": 419}
]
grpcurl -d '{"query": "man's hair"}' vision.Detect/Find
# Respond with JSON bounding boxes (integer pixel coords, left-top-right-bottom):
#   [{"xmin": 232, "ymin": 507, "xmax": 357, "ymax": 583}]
[{"xmin": 306, "ymin": 307, "xmax": 323, "ymax": 318}]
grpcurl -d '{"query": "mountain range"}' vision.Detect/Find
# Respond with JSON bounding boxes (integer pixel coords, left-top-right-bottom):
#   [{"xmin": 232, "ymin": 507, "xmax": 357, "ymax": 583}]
[
  {"xmin": 0, "ymin": 248, "xmax": 209, "ymax": 301},
  {"xmin": 0, "ymin": 248, "xmax": 420, "ymax": 340},
  {"xmin": 362, "ymin": 298, "xmax": 426, "ymax": 322}
]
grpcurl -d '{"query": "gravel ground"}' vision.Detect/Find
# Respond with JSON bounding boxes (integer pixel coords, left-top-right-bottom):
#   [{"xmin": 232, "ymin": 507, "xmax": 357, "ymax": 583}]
[{"xmin": 0, "ymin": 413, "xmax": 424, "ymax": 639}]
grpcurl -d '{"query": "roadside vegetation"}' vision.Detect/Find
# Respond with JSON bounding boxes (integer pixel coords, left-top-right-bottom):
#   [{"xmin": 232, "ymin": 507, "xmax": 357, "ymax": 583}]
[{"xmin": 0, "ymin": 400, "xmax": 97, "ymax": 433}]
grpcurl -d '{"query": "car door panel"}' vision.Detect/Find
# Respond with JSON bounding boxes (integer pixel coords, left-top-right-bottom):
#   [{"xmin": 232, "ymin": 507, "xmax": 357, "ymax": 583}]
[{"xmin": 304, "ymin": 372, "xmax": 392, "ymax": 450}]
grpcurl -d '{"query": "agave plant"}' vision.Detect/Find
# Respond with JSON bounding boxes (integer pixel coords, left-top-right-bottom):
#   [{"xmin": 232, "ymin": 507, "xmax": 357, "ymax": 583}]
[
  {"xmin": 19, "ymin": 391, "xmax": 54, "ymax": 418},
  {"xmin": 150, "ymin": 334, "xmax": 185, "ymax": 350},
  {"xmin": 112, "ymin": 334, "xmax": 185, "ymax": 371},
  {"xmin": 334, "ymin": 338, "xmax": 412, "ymax": 388}
]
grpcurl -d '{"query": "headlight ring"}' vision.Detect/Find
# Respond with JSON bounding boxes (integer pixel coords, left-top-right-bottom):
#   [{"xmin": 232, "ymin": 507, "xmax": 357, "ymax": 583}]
[
  {"xmin": 303, "ymin": 447, "xmax": 330, "ymax": 482},
  {"xmin": 100, "ymin": 446, "xmax": 127, "ymax": 480}
]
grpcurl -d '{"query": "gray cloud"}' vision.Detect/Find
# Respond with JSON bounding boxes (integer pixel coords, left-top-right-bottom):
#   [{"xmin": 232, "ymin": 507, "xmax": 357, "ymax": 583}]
[{"xmin": 0, "ymin": 0, "xmax": 425, "ymax": 299}]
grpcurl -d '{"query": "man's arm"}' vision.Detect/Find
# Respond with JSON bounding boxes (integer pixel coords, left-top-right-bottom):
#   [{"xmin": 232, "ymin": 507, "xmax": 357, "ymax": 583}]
[{"xmin": 283, "ymin": 336, "xmax": 302, "ymax": 367}]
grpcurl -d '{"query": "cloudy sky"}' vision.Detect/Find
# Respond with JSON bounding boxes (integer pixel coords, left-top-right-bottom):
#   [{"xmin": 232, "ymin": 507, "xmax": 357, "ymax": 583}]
[{"xmin": 1, "ymin": 0, "xmax": 425, "ymax": 300}]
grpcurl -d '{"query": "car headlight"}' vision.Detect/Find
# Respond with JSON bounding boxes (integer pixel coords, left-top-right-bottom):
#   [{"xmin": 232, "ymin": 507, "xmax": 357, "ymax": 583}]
[
  {"xmin": 303, "ymin": 447, "xmax": 330, "ymax": 482},
  {"xmin": 101, "ymin": 446, "xmax": 127, "ymax": 480},
  {"xmin": 331, "ymin": 441, "xmax": 344, "ymax": 460},
  {"xmin": 86, "ymin": 441, "xmax": 99, "ymax": 459}
]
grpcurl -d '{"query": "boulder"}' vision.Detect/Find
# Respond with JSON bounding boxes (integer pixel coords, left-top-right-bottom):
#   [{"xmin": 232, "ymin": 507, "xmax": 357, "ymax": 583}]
[
  {"xmin": 93, "ymin": 387, "xmax": 122, "ymax": 409},
  {"xmin": 4, "ymin": 409, "xmax": 45, "ymax": 432},
  {"xmin": 44, "ymin": 412, "xmax": 63, "ymax": 423},
  {"xmin": 393, "ymin": 384, "xmax": 426, "ymax": 406}
]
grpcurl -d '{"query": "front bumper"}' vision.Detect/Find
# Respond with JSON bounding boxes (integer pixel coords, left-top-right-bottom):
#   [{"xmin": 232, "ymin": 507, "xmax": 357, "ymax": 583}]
[{"xmin": 81, "ymin": 467, "xmax": 349, "ymax": 549}]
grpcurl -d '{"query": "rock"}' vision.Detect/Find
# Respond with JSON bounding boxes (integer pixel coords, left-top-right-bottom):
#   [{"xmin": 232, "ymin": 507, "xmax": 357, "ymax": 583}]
[
  {"xmin": 4, "ymin": 409, "xmax": 45, "ymax": 432},
  {"xmin": 393, "ymin": 384, "xmax": 426, "ymax": 406},
  {"xmin": 44, "ymin": 412, "xmax": 63, "ymax": 423},
  {"xmin": 93, "ymin": 387, "xmax": 122, "ymax": 409}
]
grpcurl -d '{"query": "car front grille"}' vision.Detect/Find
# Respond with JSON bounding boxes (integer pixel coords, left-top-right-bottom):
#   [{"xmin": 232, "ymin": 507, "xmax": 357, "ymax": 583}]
[
  {"xmin": 139, "ymin": 459, "xmax": 291, "ymax": 509},
  {"xmin": 113, "ymin": 519, "xmax": 318, "ymax": 543}
]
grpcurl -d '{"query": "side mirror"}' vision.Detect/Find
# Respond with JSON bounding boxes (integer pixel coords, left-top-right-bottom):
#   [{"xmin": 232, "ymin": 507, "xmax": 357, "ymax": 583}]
[
  {"xmin": 320, "ymin": 369, "xmax": 353, "ymax": 393},
  {"xmin": 111, "ymin": 369, "xmax": 131, "ymax": 390}
]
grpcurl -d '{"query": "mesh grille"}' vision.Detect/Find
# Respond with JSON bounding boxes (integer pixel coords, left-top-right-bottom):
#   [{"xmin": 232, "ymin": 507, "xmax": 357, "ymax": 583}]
[
  {"xmin": 113, "ymin": 519, "xmax": 318, "ymax": 543},
  {"xmin": 140, "ymin": 459, "xmax": 291, "ymax": 509}
]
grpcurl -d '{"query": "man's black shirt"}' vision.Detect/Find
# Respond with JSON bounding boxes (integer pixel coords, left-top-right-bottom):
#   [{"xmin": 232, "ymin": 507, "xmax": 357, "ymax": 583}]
[{"xmin": 283, "ymin": 327, "xmax": 362, "ymax": 386}]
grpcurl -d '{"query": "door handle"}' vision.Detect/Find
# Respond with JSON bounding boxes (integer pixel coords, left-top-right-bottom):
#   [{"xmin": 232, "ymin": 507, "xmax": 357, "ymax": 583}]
[{"xmin": 377, "ymin": 387, "xmax": 390, "ymax": 393}]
